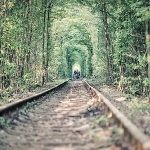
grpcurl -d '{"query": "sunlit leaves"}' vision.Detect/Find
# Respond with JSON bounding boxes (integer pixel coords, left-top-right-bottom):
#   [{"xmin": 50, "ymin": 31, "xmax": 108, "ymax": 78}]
[
  {"xmin": 131, "ymin": 1, "xmax": 150, "ymax": 22},
  {"xmin": 0, "ymin": 0, "xmax": 149, "ymax": 98},
  {"xmin": 51, "ymin": 2, "xmax": 96, "ymax": 77},
  {"xmin": 8, "ymin": 1, "xmax": 15, "ymax": 9}
]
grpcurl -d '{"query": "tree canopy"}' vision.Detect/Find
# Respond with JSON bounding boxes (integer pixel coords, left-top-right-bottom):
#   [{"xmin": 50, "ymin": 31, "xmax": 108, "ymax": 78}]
[{"xmin": 0, "ymin": 0, "xmax": 150, "ymax": 101}]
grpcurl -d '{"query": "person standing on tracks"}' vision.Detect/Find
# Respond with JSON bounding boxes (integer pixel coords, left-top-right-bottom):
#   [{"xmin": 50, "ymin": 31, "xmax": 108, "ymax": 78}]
[
  {"xmin": 78, "ymin": 71, "xmax": 80, "ymax": 79},
  {"xmin": 73, "ymin": 70, "xmax": 76, "ymax": 79},
  {"xmin": 73, "ymin": 70, "xmax": 80, "ymax": 79}
]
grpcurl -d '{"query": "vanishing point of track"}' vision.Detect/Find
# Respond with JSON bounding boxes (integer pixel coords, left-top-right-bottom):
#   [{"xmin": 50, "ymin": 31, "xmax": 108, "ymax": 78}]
[{"xmin": 0, "ymin": 80, "xmax": 150, "ymax": 150}]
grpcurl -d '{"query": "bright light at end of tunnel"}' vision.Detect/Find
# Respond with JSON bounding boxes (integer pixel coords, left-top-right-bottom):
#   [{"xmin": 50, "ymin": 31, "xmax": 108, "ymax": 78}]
[{"xmin": 72, "ymin": 63, "xmax": 81, "ymax": 75}]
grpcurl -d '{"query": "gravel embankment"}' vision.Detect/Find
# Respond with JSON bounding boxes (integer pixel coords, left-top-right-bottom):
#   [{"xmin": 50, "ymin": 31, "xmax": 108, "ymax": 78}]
[{"xmin": 88, "ymin": 81, "xmax": 150, "ymax": 137}]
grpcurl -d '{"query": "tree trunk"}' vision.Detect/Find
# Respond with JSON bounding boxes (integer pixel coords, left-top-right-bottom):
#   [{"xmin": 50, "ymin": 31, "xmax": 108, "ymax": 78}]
[
  {"xmin": 145, "ymin": 0, "xmax": 150, "ymax": 102},
  {"xmin": 146, "ymin": 21, "xmax": 150, "ymax": 101},
  {"xmin": 42, "ymin": 5, "xmax": 46, "ymax": 86},
  {"xmin": 45, "ymin": 8, "xmax": 51, "ymax": 82},
  {"xmin": 102, "ymin": 0, "xmax": 111, "ymax": 83}
]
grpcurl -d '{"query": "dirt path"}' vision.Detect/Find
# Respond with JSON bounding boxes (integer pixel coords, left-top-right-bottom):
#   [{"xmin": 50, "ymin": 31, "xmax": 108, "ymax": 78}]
[{"xmin": 0, "ymin": 81, "xmax": 126, "ymax": 150}]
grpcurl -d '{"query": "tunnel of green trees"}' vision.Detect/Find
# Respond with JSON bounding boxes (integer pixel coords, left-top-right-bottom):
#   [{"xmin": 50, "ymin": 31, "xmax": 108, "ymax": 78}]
[{"xmin": 0, "ymin": 0, "xmax": 150, "ymax": 101}]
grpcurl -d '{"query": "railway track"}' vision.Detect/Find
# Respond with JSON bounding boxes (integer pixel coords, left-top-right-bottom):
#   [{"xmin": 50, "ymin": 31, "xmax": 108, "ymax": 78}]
[{"xmin": 0, "ymin": 80, "xmax": 150, "ymax": 150}]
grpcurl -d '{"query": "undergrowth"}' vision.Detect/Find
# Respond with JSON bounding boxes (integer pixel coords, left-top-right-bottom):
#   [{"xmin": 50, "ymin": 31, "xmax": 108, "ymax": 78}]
[
  {"xmin": 0, "ymin": 117, "xmax": 12, "ymax": 128},
  {"xmin": 0, "ymin": 79, "xmax": 68, "ymax": 106}
]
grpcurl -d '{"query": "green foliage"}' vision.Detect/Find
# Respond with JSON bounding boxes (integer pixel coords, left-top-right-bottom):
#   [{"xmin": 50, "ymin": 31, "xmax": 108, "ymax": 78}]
[
  {"xmin": 51, "ymin": 3, "xmax": 96, "ymax": 78},
  {"xmin": 0, "ymin": 0, "xmax": 149, "ymax": 103},
  {"xmin": 0, "ymin": 117, "xmax": 12, "ymax": 128},
  {"xmin": 108, "ymin": 125, "xmax": 124, "ymax": 146},
  {"xmin": 0, "ymin": 117, "xmax": 5, "ymax": 127},
  {"xmin": 131, "ymin": 1, "xmax": 150, "ymax": 22},
  {"xmin": 128, "ymin": 98, "xmax": 150, "ymax": 114},
  {"xmin": 90, "ymin": 115, "xmax": 109, "ymax": 129}
]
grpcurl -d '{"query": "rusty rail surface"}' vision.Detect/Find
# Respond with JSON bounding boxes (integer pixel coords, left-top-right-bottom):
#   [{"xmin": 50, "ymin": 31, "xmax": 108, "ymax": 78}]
[
  {"xmin": 0, "ymin": 80, "xmax": 69, "ymax": 116},
  {"xmin": 83, "ymin": 80, "xmax": 150, "ymax": 150}
]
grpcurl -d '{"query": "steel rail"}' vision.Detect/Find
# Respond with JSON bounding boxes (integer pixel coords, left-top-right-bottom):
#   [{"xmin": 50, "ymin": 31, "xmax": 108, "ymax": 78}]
[
  {"xmin": 83, "ymin": 80, "xmax": 150, "ymax": 150},
  {"xmin": 0, "ymin": 80, "xmax": 69, "ymax": 116}
]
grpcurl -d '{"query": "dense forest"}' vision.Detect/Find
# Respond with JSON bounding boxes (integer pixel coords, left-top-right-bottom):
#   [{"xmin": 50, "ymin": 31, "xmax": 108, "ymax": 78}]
[{"xmin": 0, "ymin": 0, "xmax": 150, "ymax": 101}]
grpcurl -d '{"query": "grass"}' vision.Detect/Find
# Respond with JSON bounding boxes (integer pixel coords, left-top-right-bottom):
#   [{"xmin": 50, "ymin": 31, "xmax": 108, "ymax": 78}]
[
  {"xmin": 90, "ymin": 115, "xmax": 109, "ymax": 129},
  {"xmin": 127, "ymin": 97, "xmax": 150, "ymax": 114},
  {"xmin": 0, "ymin": 79, "xmax": 69, "ymax": 107},
  {"xmin": 0, "ymin": 117, "xmax": 12, "ymax": 128}
]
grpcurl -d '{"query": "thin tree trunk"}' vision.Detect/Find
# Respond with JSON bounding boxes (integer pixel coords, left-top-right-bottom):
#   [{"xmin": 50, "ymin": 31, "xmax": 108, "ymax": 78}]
[
  {"xmin": 145, "ymin": 0, "xmax": 150, "ymax": 102},
  {"xmin": 102, "ymin": 0, "xmax": 111, "ymax": 83},
  {"xmin": 45, "ymin": 8, "xmax": 51, "ymax": 82},
  {"xmin": 42, "ymin": 7, "xmax": 46, "ymax": 86},
  {"xmin": 146, "ymin": 21, "xmax": 150, "ymax": 101}
]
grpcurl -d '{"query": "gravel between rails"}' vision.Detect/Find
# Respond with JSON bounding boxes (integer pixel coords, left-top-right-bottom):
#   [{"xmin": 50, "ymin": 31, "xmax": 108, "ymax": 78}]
[{"xmin": 0, "ymin": 81, "xmax": 133, "ymax": 150}]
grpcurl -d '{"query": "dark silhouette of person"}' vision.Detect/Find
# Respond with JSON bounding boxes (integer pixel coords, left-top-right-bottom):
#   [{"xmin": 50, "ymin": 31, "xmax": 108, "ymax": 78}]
[{"xmin": 73, "ymin": 70, "xmax": 80, "ymax": 79}]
